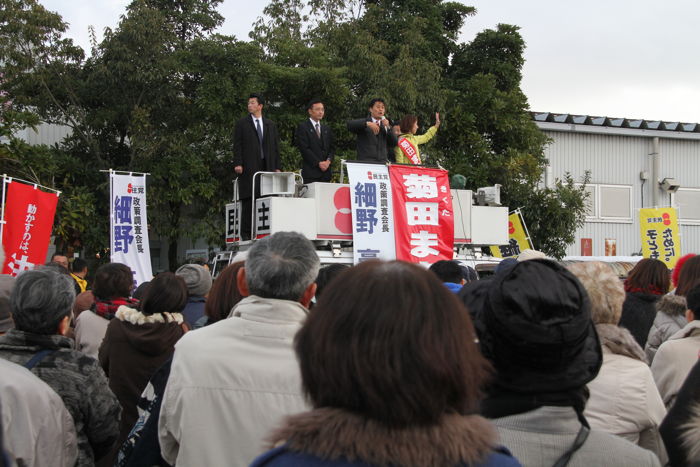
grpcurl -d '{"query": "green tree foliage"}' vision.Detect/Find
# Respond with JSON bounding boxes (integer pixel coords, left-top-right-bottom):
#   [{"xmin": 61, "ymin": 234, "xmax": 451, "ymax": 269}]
[
  {"xmin": 0, "ymin": 0, "xmax": 101, "ymax": 255},
  {"xmin": 82, "ymin": 0, "xmax": 260, "ymax": 269},
  {"xmin": 509, "ymin": 172, "xmax": 591, "ymax": 259},
  {"xmin": 2, "ymin": 0, "xmax": 588, "ymax": 263}
]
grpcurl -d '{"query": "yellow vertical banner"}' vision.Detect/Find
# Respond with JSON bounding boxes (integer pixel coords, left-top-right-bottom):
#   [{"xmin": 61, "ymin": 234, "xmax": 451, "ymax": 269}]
[
  {"xmin": 490, "ymin": 210, "xmax": 533, "ymax": 258},
  {"xmin": 639, "ymin": 207, "xmax": 681, "ymax": 269}
]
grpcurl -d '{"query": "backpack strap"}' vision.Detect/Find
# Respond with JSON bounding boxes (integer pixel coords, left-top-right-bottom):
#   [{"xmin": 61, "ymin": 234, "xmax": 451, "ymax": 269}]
[{"xmin": 23, "ymin": 349, "xmax": 55, "ymax": 370}]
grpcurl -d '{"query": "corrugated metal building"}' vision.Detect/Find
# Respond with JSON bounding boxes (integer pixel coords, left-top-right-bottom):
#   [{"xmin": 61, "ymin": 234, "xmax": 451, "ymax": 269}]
[{"xmin": 534, "ymin": 112, "xmax": 700, "ymax": 257}]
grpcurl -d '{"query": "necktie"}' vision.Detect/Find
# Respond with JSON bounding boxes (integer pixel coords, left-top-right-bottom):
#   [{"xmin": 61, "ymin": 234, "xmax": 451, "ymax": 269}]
[
  {"xmin": 315, "ymin": 122, "xmax": 321, "ymax": 138},
  {"xmin": 255, "ymin": 119, "xmax": 264, "ymax": 159}
]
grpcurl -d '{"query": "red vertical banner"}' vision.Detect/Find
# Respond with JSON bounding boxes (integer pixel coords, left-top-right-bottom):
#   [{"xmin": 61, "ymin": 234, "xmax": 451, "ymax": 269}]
[
  {"xmin": 2, "ymin": 181, "xmax": 59, "ymax": 276},
  {"xmin": 389, "ymin": 165, "xmax": 454, "ymax": 264}
]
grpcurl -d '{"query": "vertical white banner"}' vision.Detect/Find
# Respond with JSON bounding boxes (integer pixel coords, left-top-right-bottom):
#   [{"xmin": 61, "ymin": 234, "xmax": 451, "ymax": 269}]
[
  {"xmin": 110, "ymin": 173, "xmax": 153, "ymax": 287},
  {"xmin": 346, "ymin": 162, "xmax": 396, "ymax": 264}
]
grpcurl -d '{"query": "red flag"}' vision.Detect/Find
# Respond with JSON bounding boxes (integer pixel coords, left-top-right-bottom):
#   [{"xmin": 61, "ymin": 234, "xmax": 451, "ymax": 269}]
[
  {"xmin": 2, "ymin": 181, "xmax": 59, "ymax": 276},
  {"xmin": 389, "ymin": 166, "xmax": 454, "ymax": 264}
]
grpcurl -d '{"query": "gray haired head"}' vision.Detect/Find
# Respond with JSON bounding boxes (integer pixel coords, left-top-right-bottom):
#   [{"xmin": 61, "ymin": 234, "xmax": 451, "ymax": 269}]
[
  {"xmin": 245, "ymin": 231, "xmax": 319, "ymax": 301},
  {"xmin": 11, "ymin": 268, "xmax": 75, "ymax": 335}
]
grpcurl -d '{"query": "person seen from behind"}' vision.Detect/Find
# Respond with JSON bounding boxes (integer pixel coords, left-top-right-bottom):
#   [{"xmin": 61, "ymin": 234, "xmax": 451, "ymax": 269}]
[
  {"xmin": 645, "ymin": 294, "xmax": 687, "ymax": 363},
  {"xmin": 0, "ymin": 268, "xmax": 121, "ymax": 466},
  {"xmin": 652, "ymin": 285, "xmax": 700, "ymax": 408},
  {"xmin": 158, "ymin": 231, "xmax": 319, "ymax": 466},
  {"xmin": 429, "ymin": 259, "xmax": 466, "ymax": 293},
  {"xmin": 469, "ymin": 259, "xmax": 660, "ymax": 466},
  {"xmin": 99, "ymin": 271, "xmax": 188, "ymax": 451},
  {"xmin": 70, "ymin": 257, "xmax": 89, "ymax": 294},
  {"xmin": 618, "ymin": 258, "xmax": 670, "ymax": 348},
  {"xmin": 74, "ymin": 262, "xmax": 137, "ymax": 358},
  {"xmin": 193, "ymin": 261, "xmax": 245, "ymax": 328},
  {"xmin": 253, "ymin": 260, "xmax": 520, "ymax": 467},
  {"xmin": 675, "ymin": 255, "xmax": 700, "ymax": 297},
  {"xmin": 175, "ymin": 263, "xmax": 212, "ymax": 328},
  {"xmin": 568, "ymin": 261, "xmax": 667, "ymax": 464}
]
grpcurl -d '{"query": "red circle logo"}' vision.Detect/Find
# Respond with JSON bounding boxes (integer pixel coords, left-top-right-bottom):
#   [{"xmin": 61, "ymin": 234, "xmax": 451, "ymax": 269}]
[
  {"xmin": 663, "ymin": 213, "xmax": 671, "ymax": 226},
  {"xmin": 334, "ymin": 187, "xmax": 352, "ymax": 234},
  {"xmin": 508, "ymin": 221, "xmax": 515, "ymax": 234}
]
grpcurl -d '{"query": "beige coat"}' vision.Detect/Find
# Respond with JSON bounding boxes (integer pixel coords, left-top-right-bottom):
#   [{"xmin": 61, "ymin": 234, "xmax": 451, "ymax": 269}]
[
  {"xmin": 158, "ymin": 295, "xmax": 311, "ymax": 467},
  {"xmin": 74, "ymin": 310, "xmax": 109, "ymax": 359},
  {"xmin": 584, "ymin": 325, "xmax": 667, "ymax": 464},
  {"xmin": 494, "ymin": 406, "xmax": 660, "ymax": 467},
  {"xmin": 651, "ymin": 320, "xmax": 700, "ymax": 408},
  {"xmin": 0, "ymin": 358, "xmax": 78, "ymax": 467}
]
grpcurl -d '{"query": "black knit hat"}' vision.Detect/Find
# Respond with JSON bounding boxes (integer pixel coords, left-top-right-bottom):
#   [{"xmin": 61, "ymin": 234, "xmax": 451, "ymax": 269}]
[{"xmin": 474, "ymin": 259, "xmax": 602, "ymax": 394}]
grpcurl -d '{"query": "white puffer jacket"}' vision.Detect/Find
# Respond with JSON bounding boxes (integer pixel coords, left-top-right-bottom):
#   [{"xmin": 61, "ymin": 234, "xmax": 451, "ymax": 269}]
[
  {"xmin": 585, "ymin": 324, "xmax": 667, "ymax": 464},
  {"xmin": 646, "ymin": 311, "xmax": 687, "ymax": 364},
  {"xmin": 652, "ymin": 320, "xmax": 700, "ymax": 409}
]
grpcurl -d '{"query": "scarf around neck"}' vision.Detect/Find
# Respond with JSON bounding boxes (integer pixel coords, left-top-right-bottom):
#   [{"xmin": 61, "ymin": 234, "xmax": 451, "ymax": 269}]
[{"xmin": 91, "ymin": 297, "xmax": 139, "ymax": 320}]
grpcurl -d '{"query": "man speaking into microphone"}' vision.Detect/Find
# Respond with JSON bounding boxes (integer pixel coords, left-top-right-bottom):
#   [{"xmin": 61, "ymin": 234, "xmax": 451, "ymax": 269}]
[{"xmin": 347, "ymin": 98, "xmax": 398, "ymax": 163}]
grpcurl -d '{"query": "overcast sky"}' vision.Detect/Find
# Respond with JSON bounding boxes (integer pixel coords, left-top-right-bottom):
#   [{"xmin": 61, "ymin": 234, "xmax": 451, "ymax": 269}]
[{"xmin": 39, "ymin": 0, "xmax": 700, "ymax": 123}]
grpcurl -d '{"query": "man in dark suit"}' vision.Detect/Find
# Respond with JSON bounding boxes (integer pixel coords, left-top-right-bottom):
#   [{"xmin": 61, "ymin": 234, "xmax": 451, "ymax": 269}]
[
  {"xmin": 346, "ymin": 98, "xmax": 398, "ymax": 162},
  {"xmin": 295, "ymin": 99, "xmax": 334, "ymax": 183},
  {"xmin": 233, "ymin": 93, "xmax": 281, "ymax": 240}
]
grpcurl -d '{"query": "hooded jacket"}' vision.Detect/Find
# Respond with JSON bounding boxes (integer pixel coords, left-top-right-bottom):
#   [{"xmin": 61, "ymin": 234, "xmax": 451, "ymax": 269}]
[
  {"xmin": 252, "ymin": 408, "xmax": 519, "ymax": 467},
  {"xmin": 0, "ymin": 330, "xmax": 120, "ymax": 466},
  {"xmin": 158, "ymin": 295, "xmax": 311, "ymax": 467},
  {"xmin": 651, "ymin": 320, "xmax": 700, "ymax": 408},
  {"xmin": 99, "ymin": 305, "xmax": 185, "ymax": 445},
  {"xmin": 584, "ymin": 324, "xmax": 667, "ymax": 464}
]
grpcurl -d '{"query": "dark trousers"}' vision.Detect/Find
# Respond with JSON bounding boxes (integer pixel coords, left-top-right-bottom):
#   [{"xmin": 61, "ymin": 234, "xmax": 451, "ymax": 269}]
[{"xmin": 241, "ymin": 197, "xmax": 253, "ymax": 240}]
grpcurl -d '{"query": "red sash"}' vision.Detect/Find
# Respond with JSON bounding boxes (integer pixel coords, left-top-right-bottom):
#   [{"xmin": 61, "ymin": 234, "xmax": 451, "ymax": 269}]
[{"xmin": 397, "ymin": 137, "xmax": 421, "ymax": 165}]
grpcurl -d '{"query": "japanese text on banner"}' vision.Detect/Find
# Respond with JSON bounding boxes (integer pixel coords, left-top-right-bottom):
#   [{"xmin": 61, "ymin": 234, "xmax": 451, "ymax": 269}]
[
  {"xmin": 110, "ymin": 174, "xmax": 153, "ymax": 286},
  {"xmin": 346, "ymin": 163, "xmax": 396, "ymax": 264},
  {"xmin": 389, "ymin": 165, "xmax": 454, "ymax": 265},
  {"xmin": 639, "ymin": 208, "xmax": 680, "ymax": 268},
  {"xmin": 489, "ymin": 211, "xmax": 533, "ymax": 258},
  {"xmin": 1, "ymin": 181, "xmax": 58, "ymax": 276}
]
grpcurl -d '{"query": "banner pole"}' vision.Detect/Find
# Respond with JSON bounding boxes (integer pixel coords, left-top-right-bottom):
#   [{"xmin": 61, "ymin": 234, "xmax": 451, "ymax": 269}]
[
  {"xmin": 515, "ymin": 208, "xmax": 535, "ymax": 250},
  {"xmin": 0, "ymin": 175, "xmax": 8, "ymax": 247},
  {"xmin": 108, "ymin": 169, "xmax": 114, "ymax": 263},
  {"xmin": 0, "ymin": 175, "xmax": 61, "ymax": 194}
]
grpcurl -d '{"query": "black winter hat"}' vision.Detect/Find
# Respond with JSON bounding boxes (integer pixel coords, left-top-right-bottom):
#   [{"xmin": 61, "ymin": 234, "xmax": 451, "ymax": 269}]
[{"xmin": 474, "ymin": 259, "xmax": 602, "ymax": 394}]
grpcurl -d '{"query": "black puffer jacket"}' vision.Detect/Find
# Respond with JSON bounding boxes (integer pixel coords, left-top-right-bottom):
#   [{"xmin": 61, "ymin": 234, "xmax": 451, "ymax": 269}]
[{"xmin": 619, "ymin": 292, "xmax": 661, "ymax": 348}]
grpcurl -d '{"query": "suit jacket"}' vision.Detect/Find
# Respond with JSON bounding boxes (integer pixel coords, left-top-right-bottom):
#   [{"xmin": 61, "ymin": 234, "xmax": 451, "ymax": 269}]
[
  {"xmin": 233, "ymin": 115, "xmax": 281, "ymax": 199},
  {"xmin": 347, "ymin": 117, "xmax": 398, "ymax": 163},
  {"xmin": 295, "ymin": 120, "xmax": 334, "ymax": 183}
]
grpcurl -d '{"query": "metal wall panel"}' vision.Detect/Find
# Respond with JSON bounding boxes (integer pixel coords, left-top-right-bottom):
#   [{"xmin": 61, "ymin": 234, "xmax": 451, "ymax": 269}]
[
  {"xmin": 20, "ymin": 123, "xmax": 72, "ymax": 146},
  {"xmin": 540, "ymin": 130, "xmax": 700, "ymax": 257}
]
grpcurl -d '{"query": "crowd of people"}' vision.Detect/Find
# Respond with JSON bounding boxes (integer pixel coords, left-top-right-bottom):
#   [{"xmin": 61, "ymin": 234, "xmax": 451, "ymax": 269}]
[{"xmin": 2, "ymin": 236, "xmax": 700, "ymax": 466}]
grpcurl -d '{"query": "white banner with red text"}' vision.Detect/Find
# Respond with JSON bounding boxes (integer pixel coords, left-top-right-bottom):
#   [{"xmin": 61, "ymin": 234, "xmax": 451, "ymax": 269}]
[
  {"xmin": 109, "ymin": 173, "xmax": 153, "ymax": 287},
  {"xmin": 1, "ymin": 179, "xmax": 59, "ymax": 276},
  {"xmin": 346, "ymin": 163, "xmax": 396, "ymax": 264},
  {"xmin": 389, "ymin": 165, "xmax": 454, "ymax": 264}
]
